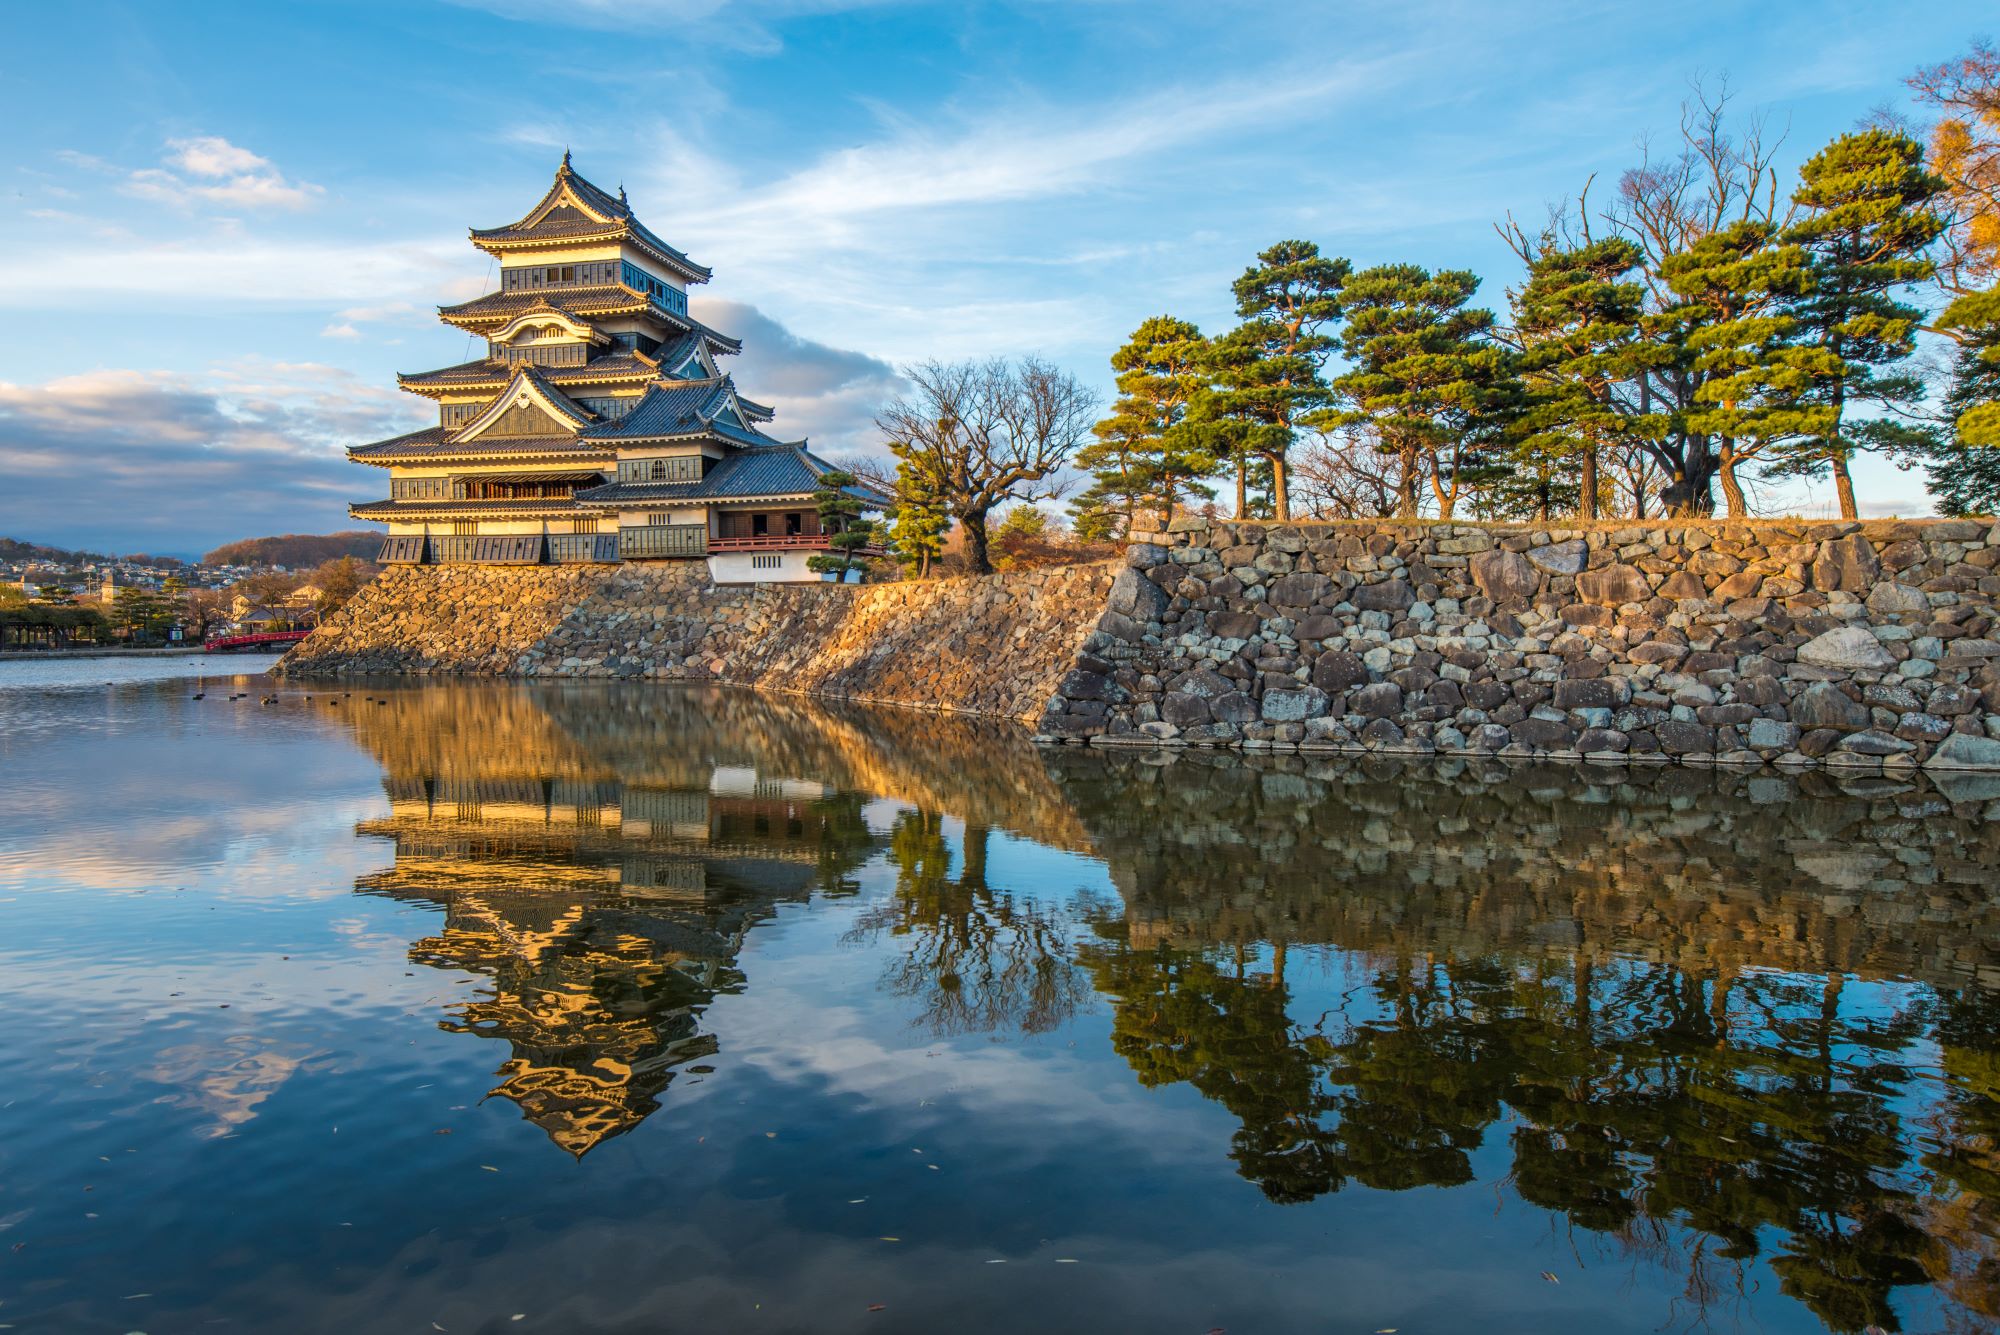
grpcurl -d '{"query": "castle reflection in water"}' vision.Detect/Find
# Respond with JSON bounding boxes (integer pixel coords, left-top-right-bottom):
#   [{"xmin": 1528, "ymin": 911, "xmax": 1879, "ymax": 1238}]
[{"xmin": 319, "ymin": 683, "xmax": 2000, "ymax": 1332}]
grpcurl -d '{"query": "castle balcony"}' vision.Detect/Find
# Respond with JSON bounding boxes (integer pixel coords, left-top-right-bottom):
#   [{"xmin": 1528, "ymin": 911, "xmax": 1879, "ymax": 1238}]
[{"xmin": 705, "ymin": 533, "xmax": 885, "ymax": 556}]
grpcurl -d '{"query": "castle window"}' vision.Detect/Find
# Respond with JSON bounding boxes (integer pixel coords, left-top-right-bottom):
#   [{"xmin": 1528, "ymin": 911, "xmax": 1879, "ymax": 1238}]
[
  {"xmin": 452, "ymin": 520, "xmax": 477, "ymax": 536},
  {"xmin": 650, "ymin": 460, "xmax": 666, "ymax": 481},
  {"xmin": 752, "ymin": 555, "xmax": 781, "ymax": 570}
]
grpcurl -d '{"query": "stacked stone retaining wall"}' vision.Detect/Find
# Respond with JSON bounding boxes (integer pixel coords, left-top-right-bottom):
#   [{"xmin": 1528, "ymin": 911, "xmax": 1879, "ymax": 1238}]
[
  {"xmin": 1039, "ymin": 515, "xmax": 2000, "ymax": 773},
  {"xmin": 281, "ymin": 561, "xmax": 1115, "ymax": 723}
]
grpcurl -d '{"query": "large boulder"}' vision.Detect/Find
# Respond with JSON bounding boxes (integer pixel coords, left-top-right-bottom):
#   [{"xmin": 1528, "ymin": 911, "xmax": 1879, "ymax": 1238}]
[
  {"xmin": 1261, "ymin": 686, "xmax": 1331, "ymax": 722},
  {"xmin": 1108, "ymin": 566, "xmax": 1169, "ymax": 620},
  {"xmin": 1470, "ymin": 549, "xmax": 1539, "ymax": 602},
  {"xmin": 1789, "ymin": 682, "xmax": 1870, "ymax": 731},
  {"xmin": 1351, "ymin": 681, "xmax": 1404, "ymax": 718},
  {"xmin": 1811, "ymin": 533, "xmax": 1880, "ymax": 592},
  {"xmin": 1351, "ymin": 578, "xmax": 1416, "ymax": 612},
  {"xmin": 1924, "ymin": 732, "xmax": 2000, "ymax": 771},
  {"xmin": 1312, "ymin": 651, "xmax": 1369, "ymax": 694},
  {"xmin": 1863, "ymin": 582, "xmax": 1928, "ymax": 617},
  {"xmin": 1268, "ymin": 572, "xmax": 1333, "ymax": 608},
  {"xmin": 1797, "ymin": 626, "xmax": 1894, "ymax": 671},
  {"xmin": 1575, "ymin": 563, "xmax": 1651, "ymax": 605},
  {"xmin": 1525, "ymin": 540, "xmax": 1587, "ymax": 575},
  {"xmin": 1207, "ymin": 610, "xmax": 1261, "ymax": 640}
]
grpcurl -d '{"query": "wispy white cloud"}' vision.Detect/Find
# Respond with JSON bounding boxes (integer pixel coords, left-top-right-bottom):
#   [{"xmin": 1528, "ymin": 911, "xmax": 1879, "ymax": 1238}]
[
  {"xmin": 450, "ymin": 0, "xmax": 907, "ymax": 53},
  {"xmin": 121, "ymin": 136, "xmax": 324, "ymax": 211}
]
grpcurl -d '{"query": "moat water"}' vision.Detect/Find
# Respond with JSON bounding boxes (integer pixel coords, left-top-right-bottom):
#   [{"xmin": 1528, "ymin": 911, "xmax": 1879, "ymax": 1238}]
[{"xmin": 2, "ymin": 674, "xmax": 1998, "ymax": 1334}]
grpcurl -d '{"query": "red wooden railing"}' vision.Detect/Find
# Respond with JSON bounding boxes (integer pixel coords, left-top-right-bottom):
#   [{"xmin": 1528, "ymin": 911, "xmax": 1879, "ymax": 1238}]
[
  {"xmin": 708, "ymin": 534, "xmax": 884, "ymax": 555},
  {"xmin": 205, "ymin": 630, "xmax": 311, "ymax": 651}
]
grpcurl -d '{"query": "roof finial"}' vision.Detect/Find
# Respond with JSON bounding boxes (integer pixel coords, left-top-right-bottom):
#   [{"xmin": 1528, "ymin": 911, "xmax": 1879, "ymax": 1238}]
[
  {"xmin": 618, "ymin": 181, "xmax": 627, "ymax": 204},
  {"xmin": 561, "ymin": 147, "xmax": 571, "ymax": 171}
]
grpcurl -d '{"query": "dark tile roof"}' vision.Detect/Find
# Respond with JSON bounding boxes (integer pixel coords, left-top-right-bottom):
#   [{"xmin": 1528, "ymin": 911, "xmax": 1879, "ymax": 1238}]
[
  {"xmin": 436, "ymin": 287, "xmax": 743, "ymax": 354},
  {"xmin": 397, "ymin": 353, "xmax": 661, "ymax": 389},
  {"xmin": 440, "ymin": 285, "xmax": 649, "ymax": 324},
  {"xmin": 469, "ymin": 159, "xmax": 711, "ymax": 282},
  {"xmin": 349, "ymin": 428, "xmax": 614, "ymax": 462},
  {"xmin": 573, "ymin": 446, "xmax": 885, "ymax": 506},
  {"xmin": 580, "ymin": 377, "xmax": 775, "ymax": 444},
  {"xmin": 349, "ymin": 498, "xmax": 605, "ymax": 518}
]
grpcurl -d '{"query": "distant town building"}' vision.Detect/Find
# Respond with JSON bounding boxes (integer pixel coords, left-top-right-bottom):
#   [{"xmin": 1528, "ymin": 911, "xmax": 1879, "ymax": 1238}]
[{"xmin": 349, "ymin": 154, "xmax": 884, "ymax": 584}]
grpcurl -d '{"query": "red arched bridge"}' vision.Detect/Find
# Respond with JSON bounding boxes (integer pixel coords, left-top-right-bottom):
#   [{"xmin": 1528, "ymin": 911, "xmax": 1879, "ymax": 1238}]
[{"xmin": 204, "ymin": 629, "xmax": 311, "ymax": 652}]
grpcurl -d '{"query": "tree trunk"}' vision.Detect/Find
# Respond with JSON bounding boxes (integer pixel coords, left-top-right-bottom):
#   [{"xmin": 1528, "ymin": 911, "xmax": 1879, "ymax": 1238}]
[
  {"xmin": 1269, "ymin": 452, "xmax": 1289, "ymax": 521},
  {"xmin": 1830, "ymin": 451, "xmax": 1858, "ymax": 520},
  {"xmin": 1235, "ymin": 458, "xmax": 1246, "ymax": 519},
  {"xmin": 1717, "ymin": 447, "xmax": 1748, "ymax": 518},
  {"xmin": 1397, "ymin": 447, "xmax": 1420, "ymax": 518},
  {"xmin": 1579, "ymin": 445, "xmax": 1599, "ymax": 521},
  {"xmin": 963, "ymin": 512, "xmax": 993, "ymax": 575}
]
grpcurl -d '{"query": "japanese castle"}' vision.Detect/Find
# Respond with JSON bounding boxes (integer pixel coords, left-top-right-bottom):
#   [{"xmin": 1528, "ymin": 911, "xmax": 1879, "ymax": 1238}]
[{"xmin": 349, "ymin": 154, "xmax": 881, "ymax": 583}]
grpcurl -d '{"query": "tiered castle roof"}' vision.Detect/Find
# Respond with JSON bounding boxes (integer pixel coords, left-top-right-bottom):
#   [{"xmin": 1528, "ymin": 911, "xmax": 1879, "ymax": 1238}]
[{"xmin": 347, "ymin": 156, "xmax": 861, "ymax": 510}]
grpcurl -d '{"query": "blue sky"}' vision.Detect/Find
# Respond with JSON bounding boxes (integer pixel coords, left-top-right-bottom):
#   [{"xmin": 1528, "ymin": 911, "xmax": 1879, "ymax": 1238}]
[{"xmin": 0, "ymin": 0, "xmax": 1990, "ymax": 555}]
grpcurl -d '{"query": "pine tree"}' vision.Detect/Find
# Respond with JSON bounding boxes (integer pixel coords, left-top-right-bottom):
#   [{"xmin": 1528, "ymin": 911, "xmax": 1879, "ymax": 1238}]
[
  {"xmin": 1073, "ymin": 316, "xmax": 1219, "ymax": 538},
  {"xmin": 1926, "ymin": 286, "xmax": 2000, "ymax": 514},
  {"xmin": 1655, "ymin": 221, "xmax": 1837, "ymax": 517},
  {"xmin": 804, "ymin": 470, "xmax": 876, "ymax": 581},
  {"xmin": 1207, "ymin": 241, "xmax": 1349, "ymax": 520},
  {"xmin": 1770, "ymin": 130, "xmax": 1948, "ymax": 518},
  {"xmin": 887, "ymin": 450, "xmax": 949, "ymax": 577},
  {"xmin": 1333, "ymin": 264, "xmax": 1515, "ymax": 519},
  {"xmin": 1509, "ymin": 237, "xmax": 1648, "ymax": 519}
]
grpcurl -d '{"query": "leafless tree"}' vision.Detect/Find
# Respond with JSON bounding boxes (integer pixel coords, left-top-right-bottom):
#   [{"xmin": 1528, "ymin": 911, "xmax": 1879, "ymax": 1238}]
[
  {"xmin": 877, "ymin": 357, "xmax": 1098, "ymax": 574},
  {"xmin": 1291, "ymin": 426, "xmax": 1414, "ymax": 518}
]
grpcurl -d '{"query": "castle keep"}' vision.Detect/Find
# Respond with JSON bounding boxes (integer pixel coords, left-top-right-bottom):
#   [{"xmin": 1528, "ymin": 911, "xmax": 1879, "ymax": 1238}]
[{"xmin": 349, "ymin": 155, "xmax": 881, "ymax": 583}]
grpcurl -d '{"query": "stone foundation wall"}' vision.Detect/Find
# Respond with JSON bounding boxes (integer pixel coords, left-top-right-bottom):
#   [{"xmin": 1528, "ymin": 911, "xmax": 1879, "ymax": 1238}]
[
  {"xmin": 1040, "ymin": 516, "xmax": 2000, "ymax": 773},
  {"xmin": 281, "ymin": 561, "xmax": 1115, "ymax": 723}
]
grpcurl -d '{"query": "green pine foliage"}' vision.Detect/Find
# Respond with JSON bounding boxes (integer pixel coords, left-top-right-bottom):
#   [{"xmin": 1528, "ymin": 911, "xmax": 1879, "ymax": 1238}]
[
  {"xmin": 1073, "ymin": 316, "xmax": 1220, "ymax": 538},
  {"xmin": 887, "ymin": 453, "xmax": 949, "ymax": 577},
  {"xmin": 1769, "ymin": 130, "xmax": 1949, "ymax": 517},
  {"xmin": 804, "ymin": 470, "xmax": 876, "ymax": 580},
  {"xmin": 1207, "ymin": 241, "xmax": 1350, "ymax": 520},
  {"xmin": 1509, "ymin": 238, "xmax": 1648, "ymax": 520},
  {"xmin": 1332, "ymin": 264, "xmax": 1515, "ymax": 519},
  {"xmin": 1927, "ymin": 287, "xmax": 2000, "ymax": 514},
  {"xmin": 1655, "ymin": 221, "xmax": 1838, "ymax": 517}
]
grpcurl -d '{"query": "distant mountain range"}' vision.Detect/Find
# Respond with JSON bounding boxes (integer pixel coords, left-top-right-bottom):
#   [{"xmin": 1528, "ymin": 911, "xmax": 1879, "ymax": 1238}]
[
  {"xmin": 201, "ymin": 532, "xmax": 382, "ymax": 568},
  {"xmin": 2, "ymin": 531, "xmax": 380, "ymax": 570}
]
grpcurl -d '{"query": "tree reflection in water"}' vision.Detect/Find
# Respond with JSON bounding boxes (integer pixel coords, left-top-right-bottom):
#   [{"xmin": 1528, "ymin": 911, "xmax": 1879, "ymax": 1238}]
[
  {"xmin": 850, "ymin": 810, "xmax": 1096, "ymax": 1038},
  {"xmin": 1060, "ymin": 747, "xmax": 2000, "ymax": 1334},
  {"xmin": 316, "ymin": 683, "xmax": 2000, "ymax": 1331}
]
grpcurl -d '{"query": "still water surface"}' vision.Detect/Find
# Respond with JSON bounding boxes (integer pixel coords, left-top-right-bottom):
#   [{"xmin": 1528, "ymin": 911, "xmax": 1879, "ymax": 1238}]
[{"xmin": 1, "ymin": 673, "xmax": 1997, "ymax": 1333}]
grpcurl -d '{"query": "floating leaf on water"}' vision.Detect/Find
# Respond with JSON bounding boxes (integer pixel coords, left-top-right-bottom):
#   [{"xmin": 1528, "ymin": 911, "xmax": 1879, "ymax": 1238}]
[
  {"xmin": 481, "ymin": 1166, "xmax": 499, "ymax": 1173},
  {"xmin": 1540, "ymin": 1271, "xmax": 1560, "ymax": 1284},
  {"xmin": 867, "ymin": 1305, "xmax": 886, "ymax": 1312},
  {"xmin": 1055, "ymin": 1258, "xmax": 1078, "ymax": 1264},
  {"xmin": 849, "ymin": 1199, "xmax": 867, "ymax": 1204},
  {"xmin": 880, "ymin": 1237, "xmax": 900, "ymax": 1242}
]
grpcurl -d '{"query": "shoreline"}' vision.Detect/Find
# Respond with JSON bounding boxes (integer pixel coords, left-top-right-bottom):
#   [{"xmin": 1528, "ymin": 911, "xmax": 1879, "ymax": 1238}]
[{"xmin": 0, "ymin": 645, "xmax": 226, "ymax": 660}]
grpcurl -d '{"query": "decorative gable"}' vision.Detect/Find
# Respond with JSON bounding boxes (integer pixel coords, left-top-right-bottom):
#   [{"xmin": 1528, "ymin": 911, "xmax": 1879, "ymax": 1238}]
[{"xmin": 452, "ymin": 368, "xmax": 595, "ymax": 443}]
